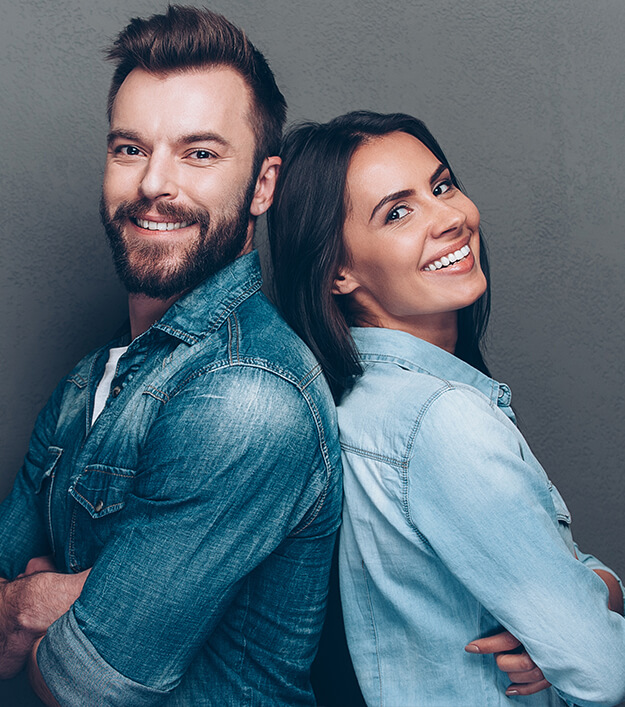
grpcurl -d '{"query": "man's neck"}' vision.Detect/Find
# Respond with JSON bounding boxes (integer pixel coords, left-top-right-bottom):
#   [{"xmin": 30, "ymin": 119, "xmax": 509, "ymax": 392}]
[{"xmin": 128, "ymin": 292, "xmax": 182, "ymax": 340}]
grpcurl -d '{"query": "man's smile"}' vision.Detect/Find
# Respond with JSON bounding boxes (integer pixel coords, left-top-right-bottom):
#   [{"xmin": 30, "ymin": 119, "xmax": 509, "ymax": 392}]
[{"xmin": 132, "ymin": 217, "xmax": 193, "ymax": 231}]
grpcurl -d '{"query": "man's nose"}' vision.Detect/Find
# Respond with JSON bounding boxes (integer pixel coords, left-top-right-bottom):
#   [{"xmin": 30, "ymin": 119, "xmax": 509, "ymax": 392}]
[{"xmin": 139, "ymin": 154, "xmax": 178, "ymax": 201}]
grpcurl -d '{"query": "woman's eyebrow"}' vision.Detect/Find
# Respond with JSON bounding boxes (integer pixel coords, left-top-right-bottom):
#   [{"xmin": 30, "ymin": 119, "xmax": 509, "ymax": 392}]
[
  {"xmin": 370, "ymin": 189, "xmax": 415, "ymax": 222},
  {"xmin": 430, "ymin": 163, "xmax": 448, "ymax": 186}
]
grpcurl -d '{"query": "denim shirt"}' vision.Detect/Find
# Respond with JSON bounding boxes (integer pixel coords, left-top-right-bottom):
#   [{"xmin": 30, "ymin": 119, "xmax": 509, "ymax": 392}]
[
  {"xmin": 0, "ymin": 251, "xmax": 342, "ymax": 706},
  {"xmin": 338, "ymin": 327, "xmax": 625, "ymax": 707}
]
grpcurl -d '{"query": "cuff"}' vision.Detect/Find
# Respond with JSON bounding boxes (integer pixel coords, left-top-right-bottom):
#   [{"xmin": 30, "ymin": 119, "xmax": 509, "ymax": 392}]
[
  {"xmin": 574, "ymin": 543, "xmax": 625, "ymax": 602},
  {"xmin": 37, "ymin": 609, "xmax": 169, "ymax": 707}
]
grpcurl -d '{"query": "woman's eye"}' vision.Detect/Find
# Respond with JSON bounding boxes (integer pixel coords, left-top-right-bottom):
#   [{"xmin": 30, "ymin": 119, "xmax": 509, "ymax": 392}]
[
  {"xmin": 433, "ymin": 179, "xmax": 453, "ymax": 196},
  {"xmin": 386, "ymin": 205, "xmax": 411, "ymax": 222}
]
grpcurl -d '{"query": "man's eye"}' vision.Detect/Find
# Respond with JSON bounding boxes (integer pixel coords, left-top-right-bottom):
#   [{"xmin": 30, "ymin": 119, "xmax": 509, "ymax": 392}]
[
  {"xmin": 433, "ymin": 179, "xmax": 453, "ymax": 196},
  {"xmin": 116, "ymin": 145, "xmax": 142, "ymax": 156},
  {"xmin": 189, "ymin": 149, "xmax": 216, "ymax": 160},
  {"xmin": 386, "ymin": 205, "xmax": 411, "ymax": 223}
]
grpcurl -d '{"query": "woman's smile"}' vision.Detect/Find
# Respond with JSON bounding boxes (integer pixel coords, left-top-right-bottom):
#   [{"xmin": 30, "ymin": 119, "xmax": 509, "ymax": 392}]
[{"xmin": 421, "ymin": 243, "xmax": 472, "ymax": 271}]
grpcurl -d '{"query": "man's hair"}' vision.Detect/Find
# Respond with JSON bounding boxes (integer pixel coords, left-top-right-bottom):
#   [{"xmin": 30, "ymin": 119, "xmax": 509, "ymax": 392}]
[{"xmin": 106, "ymin": 5, "xmax": 287, "ymax": 172}]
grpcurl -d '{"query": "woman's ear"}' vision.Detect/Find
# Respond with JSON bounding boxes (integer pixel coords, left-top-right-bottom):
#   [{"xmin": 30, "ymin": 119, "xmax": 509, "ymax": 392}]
[{"xmin": 332, "ymin": 267, "xmax": 360, "ymax": 295}]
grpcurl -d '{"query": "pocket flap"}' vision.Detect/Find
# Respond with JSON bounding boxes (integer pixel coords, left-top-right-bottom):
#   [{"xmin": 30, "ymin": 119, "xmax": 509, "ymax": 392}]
[
  {"xmin": 36, "ymin": 446, "xmax": 63, "ymax": 493},
  {"xmin": 69, "ymin": 464, "xmax": 136, "ymax": 518},
  {"xmin": 548, "ymin": 481, "xmax": 572, "ymax": 524}
]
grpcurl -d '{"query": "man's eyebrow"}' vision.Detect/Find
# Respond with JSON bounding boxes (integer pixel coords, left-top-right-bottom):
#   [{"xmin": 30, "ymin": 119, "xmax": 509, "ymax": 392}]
[
  {"xmin": 180, "ymin": 132, "xmax": 231, "ymax": 149},
  {"xmin": 107, "ymin": 129, "xmax": 141, "ymax": 145},
  {"xmin": 106, "ymin": 130, "xmax": 232, "ymax": 150},
  {"xmin": 370, "ymin": 189, "xmax": 415, "ymax": 222}
]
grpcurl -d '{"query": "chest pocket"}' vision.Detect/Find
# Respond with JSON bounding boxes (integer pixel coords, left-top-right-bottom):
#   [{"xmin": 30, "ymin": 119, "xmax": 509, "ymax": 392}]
[
  {"xmin": 35, "ymin": 446, "xmax": 64, "ymax": 555},
  {"xmin": 548, "ymin": 480, "xmax": 575, "ymax": 554},
  {"xmin": 69, "ymin": 464, "xmax": 136, "ymax": 518},
  {"xmin": 67, "ymin": 464, "xmax": 137, "ymax": 571}
]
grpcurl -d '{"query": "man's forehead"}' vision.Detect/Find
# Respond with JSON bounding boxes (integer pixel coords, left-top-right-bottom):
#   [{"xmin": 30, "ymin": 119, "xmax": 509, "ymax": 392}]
[{"xmin": 110, "ymin": 66, "xmax": 255, "ymax": 140}]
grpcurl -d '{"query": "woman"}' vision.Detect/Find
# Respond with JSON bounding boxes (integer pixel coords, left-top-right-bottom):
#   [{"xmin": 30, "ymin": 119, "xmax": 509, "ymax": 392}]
[{"xmin": 268, "ymin": 111, "xmax": 625, "ymax": 706}]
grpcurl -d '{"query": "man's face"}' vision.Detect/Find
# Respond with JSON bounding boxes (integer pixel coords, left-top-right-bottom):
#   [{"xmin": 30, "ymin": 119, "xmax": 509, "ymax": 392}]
[{"xmin": 101, "ymin": 67, "xmax": 260, "ymax": 299}]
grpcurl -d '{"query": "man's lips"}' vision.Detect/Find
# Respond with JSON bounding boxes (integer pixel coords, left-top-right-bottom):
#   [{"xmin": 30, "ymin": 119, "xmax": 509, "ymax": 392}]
[{"xmin": 132, "ymin": 217, "xmax": 193, "ymax": 231}]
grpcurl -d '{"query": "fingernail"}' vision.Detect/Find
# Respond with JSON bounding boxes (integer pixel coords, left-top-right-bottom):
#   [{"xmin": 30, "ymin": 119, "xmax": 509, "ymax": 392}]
[
  {"xmin": 464, "ymin": 644, "xmax": 480, "ymax": 653},
  {"xmin": 506, "ymin": 689, "xmax": 519, "ymax": 696}
]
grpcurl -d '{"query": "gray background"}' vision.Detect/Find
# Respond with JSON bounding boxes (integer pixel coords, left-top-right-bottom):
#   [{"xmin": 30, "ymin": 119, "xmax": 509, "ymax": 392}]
[{"xmin": 1, "ymin": 0, "xmax": 623, "ymax": 704}]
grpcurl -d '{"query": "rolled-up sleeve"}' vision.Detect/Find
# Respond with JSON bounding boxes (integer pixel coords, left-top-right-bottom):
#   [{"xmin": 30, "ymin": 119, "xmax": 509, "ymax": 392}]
[
  {"xmin": 37, "ymin": 365, "xmax": 332, "ymax": 705},
  {"xmin": 37, "ymin": 610, "xmax": 169, "ymax": 705},
  {"xmin": 407, "ymin": 387, "xmax": 625, "ymax": 707}
]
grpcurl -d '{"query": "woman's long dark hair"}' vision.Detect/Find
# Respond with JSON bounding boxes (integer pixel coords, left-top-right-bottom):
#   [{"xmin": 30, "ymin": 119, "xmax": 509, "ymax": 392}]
[{"xmin": 268, "ymin": 111, "xmax": 491, "ymax": 400}]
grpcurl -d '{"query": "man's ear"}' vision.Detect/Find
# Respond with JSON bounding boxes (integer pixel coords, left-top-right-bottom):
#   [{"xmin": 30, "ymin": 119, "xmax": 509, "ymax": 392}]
[
  {"xmin": 250, "ymin": 156, "xmax": 281, "ymax": 216},
  {"xmin": 331, "ymin": 266, "xmax": 360, "ymax": 296}
]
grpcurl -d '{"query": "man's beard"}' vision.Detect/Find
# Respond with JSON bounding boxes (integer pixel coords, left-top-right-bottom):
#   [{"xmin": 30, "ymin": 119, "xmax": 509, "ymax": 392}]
[{"xmin": 100, "ymin": 182, "xmax": 254, "ymax": 300}]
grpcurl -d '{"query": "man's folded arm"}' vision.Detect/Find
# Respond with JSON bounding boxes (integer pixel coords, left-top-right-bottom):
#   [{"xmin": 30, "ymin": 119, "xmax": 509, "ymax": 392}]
[
  {"xmin": 36, "ymin": 368, "xmax": 333, "ymax": 706},
  {"xmin": 0, "ymin": 567, "xmax": 88, "ymax": 679}
]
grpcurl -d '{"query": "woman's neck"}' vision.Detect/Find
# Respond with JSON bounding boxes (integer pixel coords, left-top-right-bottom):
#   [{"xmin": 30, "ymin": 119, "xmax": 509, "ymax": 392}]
[{"xmin": 355, "ymin": 310, "xmax": 459, "ymax": 354}]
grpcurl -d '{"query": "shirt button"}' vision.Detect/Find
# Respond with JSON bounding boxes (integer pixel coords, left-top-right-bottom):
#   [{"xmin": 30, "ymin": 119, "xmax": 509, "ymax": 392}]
[
  {"xmin": 111, "ymin": 386, "xmax": 122, "ymax": 397},
  {"xmin": 94, "ymin": 499, "xmax": 104, "ymax": 513}
]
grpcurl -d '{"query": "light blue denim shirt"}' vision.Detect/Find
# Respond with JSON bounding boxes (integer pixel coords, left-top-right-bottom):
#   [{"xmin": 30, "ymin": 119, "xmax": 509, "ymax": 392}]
[
  {"xmin": 0, "ymin": 251, "xmax": 342, "ymax": 706},
  {"xmin": 338, "ymin": 327, "xmax": 625, "ymax": 707}
]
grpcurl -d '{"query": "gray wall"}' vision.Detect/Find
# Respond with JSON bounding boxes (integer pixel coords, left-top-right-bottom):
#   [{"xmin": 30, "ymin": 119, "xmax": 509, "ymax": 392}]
[{"xmin": 1, "ymin": 1, "xmax": 623, "ymax": 704}]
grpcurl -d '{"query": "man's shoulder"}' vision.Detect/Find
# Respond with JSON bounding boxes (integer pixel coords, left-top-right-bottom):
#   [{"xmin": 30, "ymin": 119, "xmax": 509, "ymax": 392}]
[
  {"xmin": 207, "ymin": 289, "xmax": 333, "ymax": 403},
  {"xmin": 165, "ymin": 289, "xmax": 337, "ymax": 436}
]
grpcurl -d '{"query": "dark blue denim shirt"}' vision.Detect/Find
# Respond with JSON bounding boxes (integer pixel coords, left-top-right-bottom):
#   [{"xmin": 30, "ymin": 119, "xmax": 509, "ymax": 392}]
[{"xmin": 0, "ymin": 251, "xmax": 342, "ymax": 706}]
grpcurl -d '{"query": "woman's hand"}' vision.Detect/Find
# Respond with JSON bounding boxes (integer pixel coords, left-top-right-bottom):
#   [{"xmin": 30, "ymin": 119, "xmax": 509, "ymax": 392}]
[
  {"xmin": 593, "ymin": 569, "xmax": 624, "ymax": 614},
  {"xmin": 465, "ymin": 630, "xmax": 551, "ymax": 696}
]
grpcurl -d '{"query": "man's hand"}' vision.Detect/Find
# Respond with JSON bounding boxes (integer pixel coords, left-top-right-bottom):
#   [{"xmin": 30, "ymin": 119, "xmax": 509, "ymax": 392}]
[
  {"xmin": 465, "ymin": 630, "xmax": 551, "ymax": 697},
  {"xmin": 17, "ymin": 556, "xmax": 56, "ymax": 578},
  {"xmin": 0, "ymin": 560, "xmax": 89, "ymax": 679}
]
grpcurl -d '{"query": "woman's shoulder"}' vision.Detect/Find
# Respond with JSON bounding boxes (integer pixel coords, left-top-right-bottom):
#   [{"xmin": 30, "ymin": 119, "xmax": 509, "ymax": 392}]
[
  {"xmin": 337, "ymin": 361, "xmax": 500, "ymax": 462},
  {"xmin": 341, "ymin": 359, "xmax": 495, "ymax": 418}
]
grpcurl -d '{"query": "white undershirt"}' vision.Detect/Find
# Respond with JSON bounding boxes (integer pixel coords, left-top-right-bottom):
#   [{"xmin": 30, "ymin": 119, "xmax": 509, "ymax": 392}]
[{"xmin": 91, "ymin": 346, "xmax": 128, "ymax": 426}]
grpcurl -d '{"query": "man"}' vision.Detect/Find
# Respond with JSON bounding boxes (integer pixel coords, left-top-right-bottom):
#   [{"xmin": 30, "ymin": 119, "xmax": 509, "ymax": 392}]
[{"xmin": 0, "ymin": 7, "xmax": 341, "ymax": 705}]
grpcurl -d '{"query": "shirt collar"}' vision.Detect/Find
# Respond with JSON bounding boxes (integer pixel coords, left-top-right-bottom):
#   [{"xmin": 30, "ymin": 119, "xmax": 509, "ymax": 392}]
[
  {"xmin": 351, "ymin": 326, "xmax": 510, "ymax": 409},
  {"xmin": 152, "ymin": 250, "xmax": 263, "ymax": 345}
]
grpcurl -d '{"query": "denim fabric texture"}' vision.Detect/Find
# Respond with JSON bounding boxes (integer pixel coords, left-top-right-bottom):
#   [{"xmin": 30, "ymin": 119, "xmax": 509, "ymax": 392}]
[
  {"xmin": 338, "ymin": 327, "xmax": 625, "ymax": 707},
  {"xmin": 0, "ymin": 251, "xmax": 342, "ymax": 706}
]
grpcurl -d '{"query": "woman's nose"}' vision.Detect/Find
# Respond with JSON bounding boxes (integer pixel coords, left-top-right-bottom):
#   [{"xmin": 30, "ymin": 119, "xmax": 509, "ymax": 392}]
[{"xmin": 428, "ymin": 200, "xmax": 466, "ymax": 239}]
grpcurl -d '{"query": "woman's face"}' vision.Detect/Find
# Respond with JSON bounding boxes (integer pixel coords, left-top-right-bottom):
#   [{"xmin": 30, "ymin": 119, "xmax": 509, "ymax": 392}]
[{"xmin": 336, "ymin": 131, "xmax": 487, "ymax": 346}]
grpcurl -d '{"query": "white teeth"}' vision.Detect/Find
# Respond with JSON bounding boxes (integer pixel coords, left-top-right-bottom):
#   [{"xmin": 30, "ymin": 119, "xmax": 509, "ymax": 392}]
[
  {"xmin": 136, "ymin": 218, "xmax": 191, "ymax": 231},
  {"xmin": 424, "ymin": 245, "xmax": 472, "ymax": 271}
]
